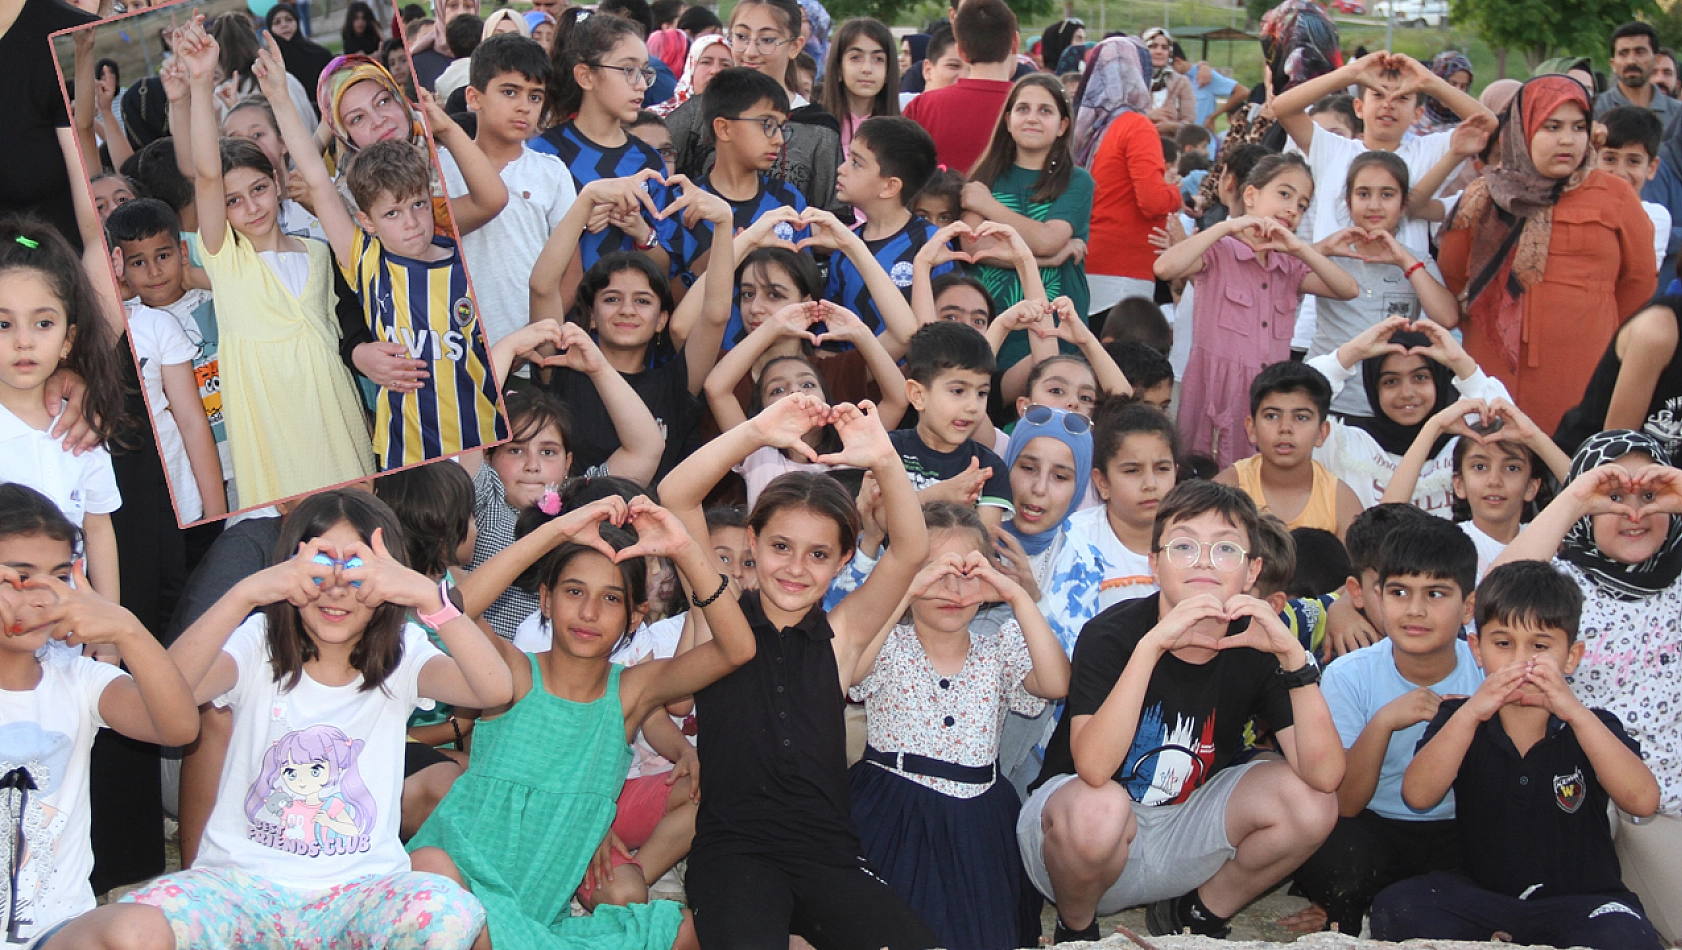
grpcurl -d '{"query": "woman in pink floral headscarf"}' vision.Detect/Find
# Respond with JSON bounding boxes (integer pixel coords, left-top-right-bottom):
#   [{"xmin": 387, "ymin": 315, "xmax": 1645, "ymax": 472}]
[{"xmin": 652, "ymin": 33, "xmax": 731, "ymax": 116}]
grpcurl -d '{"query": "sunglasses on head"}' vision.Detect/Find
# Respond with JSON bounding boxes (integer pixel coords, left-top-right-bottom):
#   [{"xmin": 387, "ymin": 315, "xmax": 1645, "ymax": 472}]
[{"xmin": 1023, "ymin": 404, "xmax": 1091, "ymax": 435}]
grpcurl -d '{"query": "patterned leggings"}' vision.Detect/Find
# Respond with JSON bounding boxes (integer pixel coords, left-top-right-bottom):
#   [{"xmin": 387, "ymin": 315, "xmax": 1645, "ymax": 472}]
[{"xmin": 121, "ymin": 866, "xmax": 485, "ymax": 949}]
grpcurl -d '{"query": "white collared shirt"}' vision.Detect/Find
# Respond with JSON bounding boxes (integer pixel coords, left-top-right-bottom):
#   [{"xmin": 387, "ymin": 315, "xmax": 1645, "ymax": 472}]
[{"xmin": 0, "ymin": 402, "xmax": 120, "ymax": 526}]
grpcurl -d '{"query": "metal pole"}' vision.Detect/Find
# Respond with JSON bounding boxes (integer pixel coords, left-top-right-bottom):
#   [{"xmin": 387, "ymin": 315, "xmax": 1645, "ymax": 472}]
[{"xmin": 1385, "ymin": 7, "xmax": 1393, "ymax": 49}]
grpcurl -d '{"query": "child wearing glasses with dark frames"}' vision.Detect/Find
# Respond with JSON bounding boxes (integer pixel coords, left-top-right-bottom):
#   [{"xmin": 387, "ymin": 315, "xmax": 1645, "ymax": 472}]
[
  {"xmin": 1017, "ymin": 480, "xmax": 1345, "ymax": 943},
  {"xmin": 538, "ymin": 15, "xmax": 679, "ymax": 275}
]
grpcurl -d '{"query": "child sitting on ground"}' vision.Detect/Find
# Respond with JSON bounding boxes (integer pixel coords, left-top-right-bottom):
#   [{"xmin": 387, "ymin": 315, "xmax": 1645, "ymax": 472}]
[
  {"xmin": 1291, "ymin": 517, "xmax": 1485, "ymax": 935},
  {"xmin": 1376, "ymin": 560, "xmax": 1664, "ymax": 950}
]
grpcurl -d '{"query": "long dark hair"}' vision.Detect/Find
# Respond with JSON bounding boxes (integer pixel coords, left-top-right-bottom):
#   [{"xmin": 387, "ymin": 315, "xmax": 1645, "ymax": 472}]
[
  {"xmin": 548, "ymin": 12, "xmax": 644, "ymax": 123},
  {"xmin": 819, "ymin": 18, "xmax": 900, "ymax": 124},
  {"xmin": 343, "ymin": 2, "xmax": 381, "ymax": 41},
  {"xmin": 263, "ymin": 490, "xmax": 410, "ymax": 693},
  {"xmin": 970, "ymin": 73, "xmax": 1077, "ymax": 200},
  {"xmin": 373, "ymin": 463, "xmax": 475, "ymax": 578},
  {"xmin": 0, "ymin": 483, "xmax": 79, "ymax": 550},
  {"xmin": 0, "ymin": 216, "xmax": 129, "ymax": 445}
]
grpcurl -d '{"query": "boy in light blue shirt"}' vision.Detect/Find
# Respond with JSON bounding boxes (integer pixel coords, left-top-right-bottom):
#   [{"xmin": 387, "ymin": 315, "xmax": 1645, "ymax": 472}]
[{"xmin": 1291, "ymin": 517, "xmax": 1485, "ymax": 934}]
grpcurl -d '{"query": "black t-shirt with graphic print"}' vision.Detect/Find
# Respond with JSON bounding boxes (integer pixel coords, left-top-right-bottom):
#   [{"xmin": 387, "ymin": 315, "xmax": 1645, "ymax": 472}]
[{"xmin": 1032, "ymin": 593, "xmax": 1295, "ymax": 803}]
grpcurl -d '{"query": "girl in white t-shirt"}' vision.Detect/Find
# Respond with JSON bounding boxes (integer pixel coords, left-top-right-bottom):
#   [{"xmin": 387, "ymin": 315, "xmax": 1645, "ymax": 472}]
[
  {"xmin": 1381, "ymin": 396, "xmax": 1570, "ymax": 582},
  {"xmin": 0, "ymin": 218, "xmax": 131, "ymax": 603},
  {"xmin": 0, "ymin": 484, "xmax": 198, "ymax": 949},
  {"xmin": 115, "ymin": 489, "xmax": 512, "ymax": 949},
  {"xmin": 1039, "ymin": 401, "xmax": 1177, "ymax": 654}
]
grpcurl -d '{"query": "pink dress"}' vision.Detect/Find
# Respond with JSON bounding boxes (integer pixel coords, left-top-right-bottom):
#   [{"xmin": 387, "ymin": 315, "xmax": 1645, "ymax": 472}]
[{"xmin": 1179, "ymin": 235, "xmax": 1312, "ymax": 469}]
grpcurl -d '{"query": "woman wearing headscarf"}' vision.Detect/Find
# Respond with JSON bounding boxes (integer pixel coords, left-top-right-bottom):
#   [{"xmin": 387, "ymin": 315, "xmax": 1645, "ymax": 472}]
[
  {"xmin": 1055, "ymin": 41, "xmax": 1094, "ymax": 77},
  {"xmin": 898, "ymin": 32, "xmax": 929, "ymax": 95},
  {"xmin": 1411, "ymin": 50, "xmax": 1473, "ymax": 137},
  {"xmin": 1438, "ymin": 75, "xmax": 1656, "ymax": 434},
  {"xmin": 1140, "ymin": 27, "xmax": 1195, "ymax": 132},
  {"xmin": 209, "ymin": 11, "xmax": 319, "ymax": 134},
  {"xmin": 1488, "ymin": 428, "xmax": 1682, "ymax": 946},
  {"xmin": 265, "ymin": 2, "xmax": 335, "ymax": 111},
  {"xmin": 1193, "ymin": 0, "xmax": 1340, "ymax": 218},
  {"xmin": 652, "ymin": 33, "xmax": 732, "ymax": 116},
  {"xmin": 1040, "ymin": 19, "xmax": 1085, "ymax": 84},
  {"xmin": 1076, "ymin": 37, "xmax": 1183, "ymax": 317}
]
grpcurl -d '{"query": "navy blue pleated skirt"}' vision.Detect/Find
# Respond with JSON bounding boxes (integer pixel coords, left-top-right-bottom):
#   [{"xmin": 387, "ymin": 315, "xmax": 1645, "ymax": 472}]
[{"xmin": 849, "ymin": 760, "xmax": 1042, "ymax": 950}]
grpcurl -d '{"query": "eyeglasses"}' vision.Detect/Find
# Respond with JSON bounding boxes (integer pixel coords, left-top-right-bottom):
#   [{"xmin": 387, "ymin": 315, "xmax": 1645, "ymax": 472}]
[
  {"xmin": 1022, "ymin": 404, "xmax": 1091, "ymax": 435},
  {"xmin": 729, "ymin": 31, "xmax": 796, "ymax": 55},
  {"xmin": 312, "ymin": 553, "xmax": 365, "ymax": 587},
  {"xmin": 725, "ymin": 115, "xmax": 789, "ymax": 140},
  {"xmin": 1158, "ymin": 537, "xmax": 1249, "ymax": 572},
  {"xmin": 590, "ymin": 62, "xmax": 657, "ymax": 89}
]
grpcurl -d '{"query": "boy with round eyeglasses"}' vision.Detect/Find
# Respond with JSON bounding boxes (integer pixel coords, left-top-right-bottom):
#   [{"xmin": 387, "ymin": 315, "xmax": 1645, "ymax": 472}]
[{"xmin": 1016, "ymin": 479, "xmax": 1346, "ymax": 942}]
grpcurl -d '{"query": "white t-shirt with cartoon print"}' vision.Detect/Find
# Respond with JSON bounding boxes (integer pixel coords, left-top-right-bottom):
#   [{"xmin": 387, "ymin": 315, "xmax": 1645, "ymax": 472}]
[
  {"xmin": 0, "ymin": 655, "xmax": 126, "ymax": 943},
  {"xmin": 195, "ymin": 615, "xmax": 443, "ymax": 890}
]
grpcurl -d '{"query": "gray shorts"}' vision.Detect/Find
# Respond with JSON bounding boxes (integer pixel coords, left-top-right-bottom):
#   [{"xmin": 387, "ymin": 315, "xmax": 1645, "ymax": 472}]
[{"xmin": 1017, "ymin": 759, "xmax": 1263, "ymax": 915}]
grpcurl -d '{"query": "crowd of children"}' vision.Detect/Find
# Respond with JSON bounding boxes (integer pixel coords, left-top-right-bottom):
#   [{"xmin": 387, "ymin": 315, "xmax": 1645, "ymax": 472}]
[{"xmin": 6, "ymin": 0, "xmax": 1682, "ymax": 946}]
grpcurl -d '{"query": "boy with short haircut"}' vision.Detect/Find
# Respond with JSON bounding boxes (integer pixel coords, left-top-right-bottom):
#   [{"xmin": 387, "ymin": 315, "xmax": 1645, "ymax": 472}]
[
  {"xmin": 1598, "ymin": 105, "xmax": 1670, "ymax": 275},
  {"xmin": 688, "ymin": 68, "xmax": 810, "ymax": 271},
  {"xmin": 1274, "ymin": 51, "xmax": 1495, "ymax": 256},
  {"xmin": 1173, "ymin": 123, "xmax": 1212, "ymax": 158},
  {"xmin": 921, "ymin": 26, "xmax": 968, "ymax": 94},
  {"xmin": 1292, "ymin": 518, "xmax": 1485, "ymax": 935},
  {"xmin": 437, "ymin": 33, "xmax": 578, "ymax": 348},
  {"xmin": 1217, "ymin": 362, "xmax": 1362, "ymax": 540},
  {"xmin": 1332, "ymin": 502, "xmax": 1434, "ymax": 648},
  {"xmin": 432, "ymin": 12, "xmax": 485, "ymax": 100},
  {"xmin": 1104, "ymin": 341, "xmax": 1173, "ymax": 413},
  {"xmin": 1375, "ymin": 560, "xmax": 1664, "ymax": 950},
  {"xmin": 893, "ymin": 322, "xmax": 1013, "ymax": 527},
  {"xmin": 106, "ymin": 198, "xmax": 229, "ymax": 522},
  {"xmin": 1020, "ymin": 480, "xmax": 1344, "ymax": 941},
  {"xmin": 1099, "ymin": 297, "xmax": 1171, "ymax": 355},
  {"xmin": 264, "ymin": 44, "xmax": 510, "ymax": 470},
  {"xmin": 828, "ymin": 116, "xmax": 954, "ymax": 338},
  {"xmin": 903, "ymin": 0, "xmax": 1017, "ymax": 172}
]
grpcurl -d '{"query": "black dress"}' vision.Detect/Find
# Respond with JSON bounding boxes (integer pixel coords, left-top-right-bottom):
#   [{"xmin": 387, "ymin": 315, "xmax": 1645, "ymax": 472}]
[
  {"xmin": 1556, "ymin": 297, "xmax": 1682, "ymax": 456},
  {"xmin": 0, "ymin": 0, "xmax": 97, "ymax": 249}
]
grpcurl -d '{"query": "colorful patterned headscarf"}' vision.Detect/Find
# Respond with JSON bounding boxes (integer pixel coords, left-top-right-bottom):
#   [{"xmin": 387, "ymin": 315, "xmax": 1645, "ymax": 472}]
[
  {"xmin": 1072, "ymin": 37, "xmax": 1152, "ymax": 169},
  {"xmin": 655, "ymin": 33, "xmax": 730, "ymax": 116},
  {"xmin": 1260, "ymin": 0, "xmax": 1342, "ymax": 95},
  {"xmin": 316, "ymin": 54, "xmax": 423, "ymax": 153},
  {"xmin": 1418, "ymin": 50, "xmax": 1473, "ymax": 131}
]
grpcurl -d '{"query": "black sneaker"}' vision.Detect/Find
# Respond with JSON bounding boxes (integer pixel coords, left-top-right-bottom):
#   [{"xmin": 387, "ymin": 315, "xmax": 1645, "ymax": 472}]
[
  {"xmin": 1145, "ymin": 897, "xmax": 1233, "ymax": 939},
  {"xmin": 1052, "ymin": 916, "xmax": 1101, "ymax": 943}
]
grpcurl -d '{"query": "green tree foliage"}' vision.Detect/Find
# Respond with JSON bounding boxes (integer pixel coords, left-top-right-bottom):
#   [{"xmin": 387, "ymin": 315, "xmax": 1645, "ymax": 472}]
[{"xmin": 1448, "ymin": 0, "xmax": 1659, "ymax": 68}]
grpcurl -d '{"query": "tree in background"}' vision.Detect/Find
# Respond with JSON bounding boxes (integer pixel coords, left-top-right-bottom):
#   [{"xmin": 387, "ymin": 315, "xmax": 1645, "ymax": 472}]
[
  {"xmin": 1449, "ymin": 0, "xmax": 1658, "ymax": 70},
  {"xmin": 824, "ymin": 0, "xmax": 1055, "ymax": 25}
]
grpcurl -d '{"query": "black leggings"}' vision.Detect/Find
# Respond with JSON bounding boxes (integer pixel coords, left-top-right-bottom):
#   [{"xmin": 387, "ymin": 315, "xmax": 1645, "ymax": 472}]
[
  {"xmin": 686, "ymin": 852, "xmax": 938, "ymax": 950},
  {"xmin": 1372, "ymin": 871, "xmax": 1664, "ymax": 950},
  {"xmin": 1292, "ymin": 810, "xmax": 1461, "ymax": 933}
]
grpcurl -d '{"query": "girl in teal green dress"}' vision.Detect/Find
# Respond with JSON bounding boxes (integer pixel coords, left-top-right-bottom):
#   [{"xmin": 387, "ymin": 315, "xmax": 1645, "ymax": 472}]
[{"xmin": 408, "ymin": 495, "xmax": 757, "ymax": 950}]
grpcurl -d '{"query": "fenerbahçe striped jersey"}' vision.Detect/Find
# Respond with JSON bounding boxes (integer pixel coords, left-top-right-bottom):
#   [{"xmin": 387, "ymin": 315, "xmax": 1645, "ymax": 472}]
[
  {"xmin": 344, "ymin": 229, "xmax": 507, "ymax": 469},
  {"xmin": 533, "ymin": 121, "xmax": 678, "ymax": 271}
]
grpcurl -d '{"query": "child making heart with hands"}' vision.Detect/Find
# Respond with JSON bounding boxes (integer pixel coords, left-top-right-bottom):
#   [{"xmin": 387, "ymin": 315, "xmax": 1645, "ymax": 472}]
[
  {"xmin": 407, "ymin": 494, "xmax": 758, "ymax": 950},
  {"xmin": 0, "ymin": 484, "xmax": 198, "ymax": 950},
  {"xmin": 845, "ymin": 501, "xmax": 1068, "ymax": 950},
  {"xmin": 115, "ymin": 490, "xmax": 513, "ymax": 949},
  {"xmin": 1155, "ymin": 152, "xmax": 1358, "ymax": 469}
]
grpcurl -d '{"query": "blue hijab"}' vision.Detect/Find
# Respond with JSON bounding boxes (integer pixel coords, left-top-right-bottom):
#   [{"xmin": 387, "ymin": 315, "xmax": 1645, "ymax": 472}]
[{"xmin": 1003, "ymin": 408, "xmax": 1093, "ymax": 556}]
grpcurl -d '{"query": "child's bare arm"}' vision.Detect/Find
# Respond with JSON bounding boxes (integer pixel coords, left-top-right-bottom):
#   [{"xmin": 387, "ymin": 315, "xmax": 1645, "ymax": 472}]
[
  {"xmin": 83, "ymin": 515, "xmax": 119, "ymax": 606},
  {"xmin": 251, "ymin": 38, "xmax": 356, "ymax": 266},
  {"xmin": 1403, "ymin": 667, "xmax": 1525, "ymax": 810},
  {"xmin": 1605, "ymin": 305, "xmax": 1680, "ymax": 433},
  {"xmin": 180, "ymin": 20, "xmax": 229, "ymax": 254},
  {"xmin": 703, "ymin": 303, "xmax": 817, "ymax": 433},
  {"xmin": 420, "ymin": 89, "xmax": 509, "ymax": 235},
  {"xmin": 162, "ymin": 361, "xmax": 227, "ymax": 519}
]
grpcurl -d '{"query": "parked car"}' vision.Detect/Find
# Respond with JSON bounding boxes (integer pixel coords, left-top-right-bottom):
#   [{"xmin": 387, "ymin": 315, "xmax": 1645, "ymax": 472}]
[
  {"xmin": 1329, "ymin": 0, "xmax": 1367, "ymax": 14},
  {"xmin": 1372, "ymin": 0, "xmax": 1446, "ymax": 25}
]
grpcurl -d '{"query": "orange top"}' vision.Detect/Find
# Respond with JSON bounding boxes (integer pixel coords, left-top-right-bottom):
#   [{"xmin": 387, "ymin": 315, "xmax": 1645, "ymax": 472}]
[
  {"xmin": 1438, "ymin": 170, "xmax": 1655, "ymax": 434},
  {"xmin": 1233, "ymin": 455, "xmax": 1341, "ymax": 533},
  {"xmin": 1086, "ymin": 111, "xmax": 1186, "ymax": 281}
]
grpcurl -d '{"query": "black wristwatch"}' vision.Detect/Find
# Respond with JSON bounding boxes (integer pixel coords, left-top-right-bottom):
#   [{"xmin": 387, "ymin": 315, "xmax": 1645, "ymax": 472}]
[{"xmin": 1278, "ymin": 655, "xmax": 1322, "ymax": 690}]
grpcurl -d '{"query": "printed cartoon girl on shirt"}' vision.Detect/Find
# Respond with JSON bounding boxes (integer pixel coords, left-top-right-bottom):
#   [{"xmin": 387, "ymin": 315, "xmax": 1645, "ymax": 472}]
[
  {"xmin": 243, "ymin": 724, "xmax": 376, "ymax": 857},
  {"xmin": 0, "ymin": 722, "xmax": 72, "ymax": 941}
]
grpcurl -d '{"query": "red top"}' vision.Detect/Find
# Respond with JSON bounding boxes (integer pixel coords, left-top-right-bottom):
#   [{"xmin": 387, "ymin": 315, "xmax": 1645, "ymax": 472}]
[
  {"xmin": 1086, "ymin": 111, "xmax": 1185, "ymax": 281},
  {"xmin": 903, "ymin": 78, "xmax": 1015, "ymax": 175}
]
